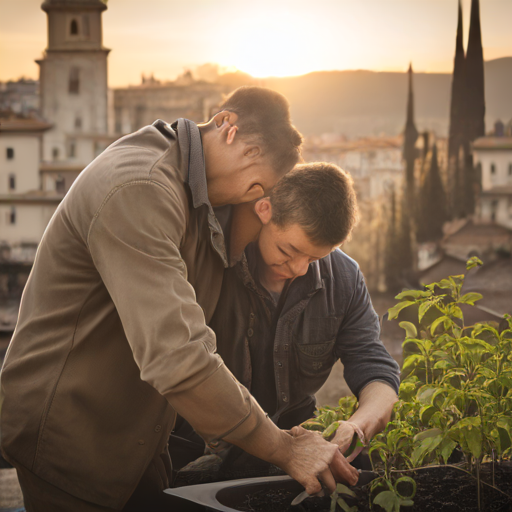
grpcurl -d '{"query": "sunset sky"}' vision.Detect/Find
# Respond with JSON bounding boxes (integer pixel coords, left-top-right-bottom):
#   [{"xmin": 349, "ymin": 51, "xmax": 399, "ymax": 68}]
[{"xmin": 1, "ymin": 0, "xmax": 511, "ymax": 87}]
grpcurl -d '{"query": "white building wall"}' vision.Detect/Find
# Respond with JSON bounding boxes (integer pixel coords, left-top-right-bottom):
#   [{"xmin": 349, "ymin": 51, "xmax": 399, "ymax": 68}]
[
  {"xmin": 0, "ymin": 203, "xmax": 57, "ymax": 245},
  {"xmin": 0, "ymin": 135, "xmax": 40, "ymax": 194},
  {"xmin": 474, "ymin": 149, "xmax": 512, "ymax": 191}
]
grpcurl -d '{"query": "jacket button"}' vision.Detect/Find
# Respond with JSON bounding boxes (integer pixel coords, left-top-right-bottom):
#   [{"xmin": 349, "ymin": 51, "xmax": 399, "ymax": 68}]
[
  {"xmin": 138, "ymin": 440, "xmax": 145, "ymax": 445},
  {"xmin": 250, "ymin": 313, "xmax": 255, "ymax": 319},
  {"xmin": 277, "ymin": 362, "xmax": 283, "ymax": 368},
  {"xmin": 209, "ymin": 440, "xmax": 220, "ymax": 449},
  {"xmin": 247, "ymin": 328, "xmax": 254, "ymax": 337},
  {"xmin": 155, "ymin": 425, "xmax": 162, "ymax": 432},
  {"xmin": 282, "ymin": 394, "xmax": 288, "ymax": 403}
]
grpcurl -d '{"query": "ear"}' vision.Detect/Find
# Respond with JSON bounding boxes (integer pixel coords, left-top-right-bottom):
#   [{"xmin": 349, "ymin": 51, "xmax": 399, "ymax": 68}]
[
  {"xmin": 212, "ymin": 111, "xmax": 239, "ymax": 144},
  {"xmin": 244, "ymin": 145, "xmax": 261, "ymax": 158},
  {"xmin": 254, "ymin": 197, "xmax": 273, "ymax": 225},
  {"xmin": 237, "ymin": 183, "xmax": 265, "ymax": 204}
]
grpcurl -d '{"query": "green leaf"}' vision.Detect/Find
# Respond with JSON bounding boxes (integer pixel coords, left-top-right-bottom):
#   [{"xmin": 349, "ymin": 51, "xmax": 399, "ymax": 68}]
[
  {"xmin": 394, "ymin": 476, "xmax": 417, "ymax": 499},
  {"xmin": 417, "ymin": 385, "xmax": 437, "ymax": 404},
  {"xmin": 419, "ymin": 301, "xmax": 436, "ymax": 322},
  {"xmin": 336, "ymin": 497, "xmax": 357, "ymax": 512},
  {"xmin": 430, "ymin": 315, "xmax": 450, "ymax": 335},
  {"xmin": 466, "ymin": 256, "xmax": 483, "ymax": 270},
  {"xmin": 402, "ymin": 354, "xmax": 423, "ymax": 372},
  {"xmin": 322, "ymin": 421, "xmax": 340, "ymax": 439},
  {"xmin": 459, "ymin": 292, "xmax": 483, "ymax": 305},
  {"xmin": 439, "ymin": 438, "xmax": 458, "ymax": 464},
  {"xmin": 399, "ymin": 321, "xmax": 418, "ymax": 338},
  {"xmin": 419, "ymin": 405, "xmax": 436, "ymax": 426},
  {"xmin": 373, "ymin": 490, "xmax": 400, "ymax": 512},
  {"xmin": 335, "ymin": 483, "xmax": 356, "ymax": 497},
  {"xmin": 395, "ymin": 289, "xmax": 432, "ymax": 300},
  {"xmin": 388, "ymin": 301, "xmax": 416, "ymax": 320}
]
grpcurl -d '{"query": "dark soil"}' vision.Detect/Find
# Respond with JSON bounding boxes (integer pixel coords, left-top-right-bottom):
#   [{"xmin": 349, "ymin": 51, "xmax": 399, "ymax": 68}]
[{"xmin": 235, "ymin": 463, "xmax": 512, "ymax": 512}]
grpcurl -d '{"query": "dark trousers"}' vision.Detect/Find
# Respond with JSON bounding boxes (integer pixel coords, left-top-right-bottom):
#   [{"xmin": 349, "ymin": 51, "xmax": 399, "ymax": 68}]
[{"xmin": 15, "ymin": 450, "xmax": 173, "ymax": 512}]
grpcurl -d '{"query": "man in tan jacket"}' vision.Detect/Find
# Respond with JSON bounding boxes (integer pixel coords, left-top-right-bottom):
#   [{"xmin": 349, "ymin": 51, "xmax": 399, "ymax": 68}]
[{"xmin": 0, "ymin": 87, "xmax": 356, "ymax": 511}]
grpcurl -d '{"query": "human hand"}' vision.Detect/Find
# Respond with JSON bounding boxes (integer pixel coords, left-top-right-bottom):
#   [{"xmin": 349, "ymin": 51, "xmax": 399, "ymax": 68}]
[
  {"xmin": 330, "ymin": 421, "xmax": 366, "ymax": 463},
  {"xmin": 277, "ymin": 426, "xmax": 358, "ymax": 495}
]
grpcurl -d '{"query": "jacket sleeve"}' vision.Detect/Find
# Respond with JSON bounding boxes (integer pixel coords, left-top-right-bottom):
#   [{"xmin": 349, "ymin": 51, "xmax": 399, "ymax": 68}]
[
  {"xmin": 87, "ymin": 180, "xmax": 266, "ymax": 443},
  {"xmin": 334, "ymin": 267, "xmax": 400, "ymax": 397}
]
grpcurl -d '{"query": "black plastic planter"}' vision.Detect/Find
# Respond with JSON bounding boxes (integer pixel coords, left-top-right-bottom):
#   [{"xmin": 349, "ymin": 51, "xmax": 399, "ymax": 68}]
[{"xmin": 165, "ymin": 475, "xmax": 301, "ymax": 512}]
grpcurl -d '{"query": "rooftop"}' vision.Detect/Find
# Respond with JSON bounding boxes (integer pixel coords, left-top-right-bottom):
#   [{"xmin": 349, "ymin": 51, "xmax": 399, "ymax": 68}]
[
  {"xmin": 0, "ymin": 111, "xmax": 52, "ymax": 133},
  {"xmin": 473, "ymin": 136, "xmax": 512, "ymax": 150}
]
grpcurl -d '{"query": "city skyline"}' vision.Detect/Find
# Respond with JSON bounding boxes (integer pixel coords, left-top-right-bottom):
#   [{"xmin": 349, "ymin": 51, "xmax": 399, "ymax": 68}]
[{"xmin": 1, "ymin": 0, "xmax": 511, "ymax": 87}]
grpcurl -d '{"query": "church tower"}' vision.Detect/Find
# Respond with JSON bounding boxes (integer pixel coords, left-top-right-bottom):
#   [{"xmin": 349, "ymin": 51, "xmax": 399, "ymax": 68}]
[
  {"xmin": 403, "ymin": 63, "xmax": 419, "ymax": 208},
  {"xmin": 37, "ymin": 0, "xmax": 110, "ymax": 164},
  {"xmin": 447, "ymin": 0, "xmax": 466, "ymax": 161},
  {"xmin": 465, "ymin": 0, "xmax": 485, "ymax": 143}
]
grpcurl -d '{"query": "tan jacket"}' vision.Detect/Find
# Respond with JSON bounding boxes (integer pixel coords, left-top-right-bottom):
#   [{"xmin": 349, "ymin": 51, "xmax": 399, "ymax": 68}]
[{"xmin": 0, "ymin": 119, "xmax": 265, "ymax": 509}]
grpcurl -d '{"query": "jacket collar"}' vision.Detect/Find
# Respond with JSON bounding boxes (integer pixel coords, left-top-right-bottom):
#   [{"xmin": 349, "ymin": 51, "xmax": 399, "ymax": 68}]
[{"xmin": 163, "ymin": 118, "xmax": 229, "ymax": 267}]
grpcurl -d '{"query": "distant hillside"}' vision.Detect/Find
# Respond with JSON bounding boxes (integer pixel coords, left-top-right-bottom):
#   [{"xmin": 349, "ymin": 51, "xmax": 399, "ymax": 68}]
[{"xmin": 262, "ymin": 57, "xmax": 512, "ymax": 137}]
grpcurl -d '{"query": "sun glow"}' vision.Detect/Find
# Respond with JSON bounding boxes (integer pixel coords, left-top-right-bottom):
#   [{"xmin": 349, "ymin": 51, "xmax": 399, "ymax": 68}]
[{"xmin": 225, "ymin": 9, "xmax": 330, "ymax": 78}]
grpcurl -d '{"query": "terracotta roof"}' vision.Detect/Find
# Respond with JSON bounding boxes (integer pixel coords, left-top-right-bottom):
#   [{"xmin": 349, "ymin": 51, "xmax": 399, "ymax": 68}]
[
  {"xmin": 0, "ymin": 113, "xmax": 52, "ymax": 133},
  {"xmin": 473, "ymin": 137, "xmax": 512, "ymax": 150},
  {"xmin": 444, "ymin": 219, "xmax": 512, "ymax": 245}
]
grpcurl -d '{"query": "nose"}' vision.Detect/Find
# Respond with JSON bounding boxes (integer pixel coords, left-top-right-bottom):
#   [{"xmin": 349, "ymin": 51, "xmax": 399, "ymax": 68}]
[{"xmin": 288, "ymin": 257, "xmax": 309, "ymax": 277}]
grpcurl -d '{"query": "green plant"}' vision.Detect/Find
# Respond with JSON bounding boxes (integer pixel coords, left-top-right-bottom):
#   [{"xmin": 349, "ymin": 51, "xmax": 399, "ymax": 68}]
[{"xmin": 305, "ymin": 257, "xmax": 512, "ymax": 511}]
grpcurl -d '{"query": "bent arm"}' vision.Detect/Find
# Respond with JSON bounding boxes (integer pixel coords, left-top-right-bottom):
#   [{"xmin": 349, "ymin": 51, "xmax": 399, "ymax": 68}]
[{"xmin": 88, "ymin": 181, "xmax": 354, "ymax": 491}]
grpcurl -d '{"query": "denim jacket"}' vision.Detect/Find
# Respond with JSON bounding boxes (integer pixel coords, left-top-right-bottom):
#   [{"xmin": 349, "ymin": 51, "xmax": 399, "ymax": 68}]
[{"xmin": 210, "ymin": 245, "xmax": 400, "ymax": 429}]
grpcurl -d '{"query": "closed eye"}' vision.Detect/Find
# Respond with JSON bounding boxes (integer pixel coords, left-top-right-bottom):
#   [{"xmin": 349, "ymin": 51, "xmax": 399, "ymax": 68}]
[{"xmin": 278, "ymin": 246, "xmax": 290, "ymax": 258}]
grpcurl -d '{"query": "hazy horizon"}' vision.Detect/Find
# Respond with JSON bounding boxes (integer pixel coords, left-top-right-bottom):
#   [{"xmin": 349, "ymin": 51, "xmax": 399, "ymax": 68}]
[{"xmin": 1, "ymin": 0, "xmax": 512, "ymax": 87}]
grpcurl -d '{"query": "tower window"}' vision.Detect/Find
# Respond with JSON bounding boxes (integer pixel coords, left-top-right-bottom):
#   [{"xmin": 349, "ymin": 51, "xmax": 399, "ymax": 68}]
[
  {"xmin": 491, "ymin": 163, "xmax": 496, "ymax": 175},
  {"xmin": 52, "ymin": 147, "xmax": 59, "ymax": 160},
  {"xmin": 70, "ymin": 19, "xmax": 79, "ymax": 35},
  {"xmin": 75, "ymin": 116, "xmax": 82, "ymax": 130},
  {"xmin": 9, "ymin": 207, "xmax": 16, "ymax": 225},
  {"xmin": 8, "ymin": 174, "xmax": 16, "ymax": 191},
  {"xmin": 69, "ymin": 140, "xmax": 76, "ymax": 158},
  {"xmin": 509, "ymin": 163, "xmax": 512, "ymax": 176},
  {"xmin": 69, "ymin": 67, "xmax": 80, "ymax": 94},
  {"xmin": 6, "ymin": 147, "xmax": 14, "ymax": 160},
  {"xmin": 56, "ymin": 176, "xmax": 65, "ymax": 194}
]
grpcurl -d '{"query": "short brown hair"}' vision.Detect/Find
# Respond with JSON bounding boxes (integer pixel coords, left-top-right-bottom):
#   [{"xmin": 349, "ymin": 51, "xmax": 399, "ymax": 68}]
[
  {"xmin": 219, "ymin": 86, "xmax": 303, "ymax": 175},
  {"xmin": 269, "ymin": 162, "xmax": 359, "ymax": 246}
]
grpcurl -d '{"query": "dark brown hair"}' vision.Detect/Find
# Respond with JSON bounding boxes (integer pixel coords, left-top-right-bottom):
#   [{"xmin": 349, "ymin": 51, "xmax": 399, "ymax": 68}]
[
  {"xmin": 219, "ymin": 86, "xmax": 303, "ymax": 176},
  {"xmin": 269, "ymin": 162, "xmax": 359, "ymax": 246}
]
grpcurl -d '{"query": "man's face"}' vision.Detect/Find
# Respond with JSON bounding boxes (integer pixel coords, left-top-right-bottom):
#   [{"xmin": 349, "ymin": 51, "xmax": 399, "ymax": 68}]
[{"xmin": 257, "ymin": 221, "xmax": 335, "ymax": 282}]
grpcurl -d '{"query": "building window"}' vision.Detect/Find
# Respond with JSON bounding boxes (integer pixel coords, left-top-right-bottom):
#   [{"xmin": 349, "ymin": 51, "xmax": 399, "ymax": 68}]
[
  {"xmin": 69, "ymin": 67, "xmax": 80, "ymax": 94},
  {"xmin": 491, "ymin": 199, "xmax": 499, "ymax": 222},
  {"xmin": 8, "ymin": 174, "xmax": 15, "ymax": 191},
  {"xmin": 509, "ymin": 163, "xmax": 512, "ymax": 176},
  {"xmin": 56, "ymin": 175, "xmax": 65, "ymax": 194},
  {"xmin": 491, "ymin": 163, "xmax": 496, "ymax": 175},
  {"xmin": 6, "ymin": 147, "xmax": 14, "ymax": 160},
  {"xmin": 9, "ymin": 207, "xmax": 16, "ymax": 225},
  {"xmin": 70, "ymin": 19, "xmax": 79, "ymax": 35},
  {"xmin": 52, "ymin": 147, "xmax": 59, "ymax": 160},
  {"xmin": 69, "ymin": 140, "xmax": 76, "ymax": 158},
  {"xmin": 75, "ymin": 116, "xmax": 82, "ymax": 130},
  {"xmin": 509, "ymin": 198, "xmax": 512, "ymax": 218}
]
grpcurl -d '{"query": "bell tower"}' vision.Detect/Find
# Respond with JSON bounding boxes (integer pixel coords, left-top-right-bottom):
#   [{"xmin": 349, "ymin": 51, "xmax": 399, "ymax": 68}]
[{"xmin": 37, "ymin": 0, "xmax": 110, "ymax": 164}]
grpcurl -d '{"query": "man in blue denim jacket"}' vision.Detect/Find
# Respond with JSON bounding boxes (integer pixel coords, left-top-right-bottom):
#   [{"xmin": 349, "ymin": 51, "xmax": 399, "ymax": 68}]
[{"xmin": 175, "ymin": 162, "xmax": 400, "ymax": 480}]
